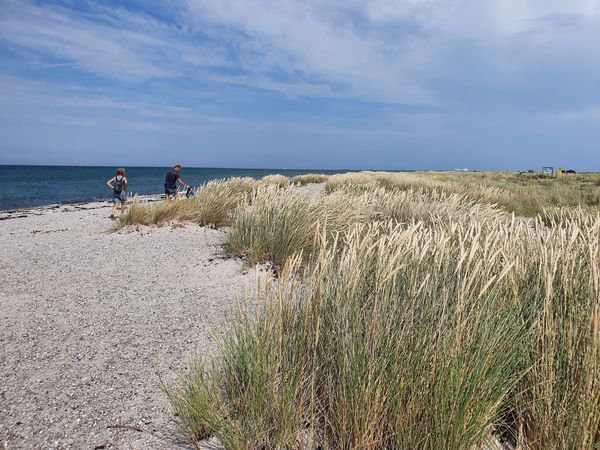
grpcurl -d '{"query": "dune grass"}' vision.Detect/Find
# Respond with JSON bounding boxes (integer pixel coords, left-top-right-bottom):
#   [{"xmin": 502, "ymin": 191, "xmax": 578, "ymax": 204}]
[
  {"xmin": 117, "ymin": 171, "xmax": 600, "ymax": 229},
  {"xmin": 227, "ymin": 185, "xmax": 373, "ymax": 267},
  {"xmin": 118, "ymin": 177, "xmax": 256, "ymax": 228},
  {"xmin": 260, "ymin": 174, "xmax": 289, "ymax": 186},
  {"xmin": 170, "ymin": 209, "xmax": 599, "ymax": 449},
  {"xmin": 116, "ymin": 172, "xmax": 599, "ymax": 449},
  {"xmin": 511, "ymin": 210, "xmax": 600, "ymax": 449},
  {"xmin": 226, "ymin": 184, "xmax": 507, "ymax": 267},
  {"xmin": 325, "ymin": 171, "xmax": 600, "ymax": 216},
  {"xmin": 291, "ymin": 173, "xmax": 330, "ymax": 185}
]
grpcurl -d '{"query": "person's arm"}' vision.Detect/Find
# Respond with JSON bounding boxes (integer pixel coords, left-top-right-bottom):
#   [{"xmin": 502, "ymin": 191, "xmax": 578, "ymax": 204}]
[
  {"xmin": 177, "ymin": 178, "xmax": 190, "ymax": 189},
  {"xmin": 122, "ymin": 177, "xmax": 128, "ymax": 189},
  {"xmin": 106, "ymin": 178, "xmax": 114, "ymax": 189}
]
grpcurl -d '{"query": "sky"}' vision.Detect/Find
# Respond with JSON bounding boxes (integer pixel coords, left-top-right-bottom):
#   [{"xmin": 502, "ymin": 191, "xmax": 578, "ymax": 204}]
[{"xmin": 0, "ymin": 0, "xmax": 599, "ymax": 170}]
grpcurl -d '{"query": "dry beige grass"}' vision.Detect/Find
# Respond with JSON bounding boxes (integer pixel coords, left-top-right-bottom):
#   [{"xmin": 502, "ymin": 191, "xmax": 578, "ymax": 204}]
[
  {"xmin": 325, "ymin": 171, "xmax": 600, "ymax": 216},
  {"xmin": 227, "ymin": 185, "xmax": 374, "ymax": 266},
  {"xmin": 116, "ymin": 173, "xmax": 599, "ymax": 449},
  {"xmin": 171, "ymin": 208, "xmax": 599, "ymax": 449},
  {"xmin": 260, "ymin": 174, "xmax": 289, "ymax": 186},
  {"xmin": 291, "ymin": 173, "xmax": 330, "ymax": 185},
  {"xmin": 226, "ymin": 182, "xmax": 510, "ymax": 268},
  {"xmin": 369, "ymin": 187, "xmax": 506, "ymax": 224},
  {"xmin": 119, "ymin": 177, "xmax": 257, "ymax": 228}
]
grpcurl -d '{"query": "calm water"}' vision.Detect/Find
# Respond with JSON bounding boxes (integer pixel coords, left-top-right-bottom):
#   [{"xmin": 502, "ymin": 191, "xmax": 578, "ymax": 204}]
[{"xmin": 0, "ymin": 165, "xmax": 346, "ymax": 210}]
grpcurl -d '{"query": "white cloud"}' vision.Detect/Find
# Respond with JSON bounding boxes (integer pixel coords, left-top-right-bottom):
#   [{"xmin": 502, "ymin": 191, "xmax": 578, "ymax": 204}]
[
  {"xmin": 178, "ymin": 0, "xmax": 600, "ymax": 107},
  {"xmin": 2, "ymin": 0, "xmax": 600, "ymax": 110},
  {"xmin": 0, "ymin": 1, "xmax": 173, "ymax": 80},
  {"xmin": 183, "ymin": 0, "xmax": 434, "ymax": 103}
]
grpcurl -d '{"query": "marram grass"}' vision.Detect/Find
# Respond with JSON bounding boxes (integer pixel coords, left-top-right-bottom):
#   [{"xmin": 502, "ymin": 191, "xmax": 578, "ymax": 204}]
[
  {"xmin": 227, "ymin": 184, "xmax": 506, "ymax": 267},
  {"xmin": 291, "ymin": 173, "xmax": 330, "ymax": 185},
  {"xmin": 261, "ymin": 174, "xmax": 290, "ymax": 186},
  {"xmin": 170, "ymin": 206, "xmax": 599, "ymax": 449},
  {"xmin": 117, "ymin": 173, "xmax": 599, "ymax": 449},
  {"xmin": 325, "ymin": 171, "xmax": 600, "ymax": 217},
  {"xmin": 118, "ymin": 171, "xmax": 600, "ymax": 229},
  {"xmin": 227, "ymin": 184, "xmax": 374, "ymax": 267},
  {"xmin": 118, "ymin": 177, "xmax": 256, "ymax": 228}
]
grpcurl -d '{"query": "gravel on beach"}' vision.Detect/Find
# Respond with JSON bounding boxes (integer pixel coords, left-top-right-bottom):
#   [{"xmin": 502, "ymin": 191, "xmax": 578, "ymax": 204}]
[{"xmin": 0, "ymin": 201, "xmax": 256, "ymax": 449}]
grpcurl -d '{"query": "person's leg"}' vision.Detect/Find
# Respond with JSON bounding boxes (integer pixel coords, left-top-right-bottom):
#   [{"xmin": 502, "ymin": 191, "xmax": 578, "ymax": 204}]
[
  {"xmin": 111, "ymin": 195, "xmax": 120, "ymax": 218},
  {"xmin": 165, "ymin": 189, "xmax": 175, "ymax": 201},
  {"xmin": 118, "ymin": 192, "xmax": 126, "ymax": 215}
]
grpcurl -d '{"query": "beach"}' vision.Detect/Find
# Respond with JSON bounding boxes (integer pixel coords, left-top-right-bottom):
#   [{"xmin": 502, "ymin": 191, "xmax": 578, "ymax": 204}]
[
  {"xmin": 0, "ymin": 200, "xmax": 255, "ymax": 449},
  {"xmin": 1, "ymin": 172, "xmax": 598, "ymax": 450},
  {"xmin": 1, "ymin": 0, "xmax": 598, "ymax": 446}
]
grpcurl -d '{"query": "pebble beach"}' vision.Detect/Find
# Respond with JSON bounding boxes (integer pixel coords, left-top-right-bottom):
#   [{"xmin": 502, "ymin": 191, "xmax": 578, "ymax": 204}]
[{"xmin": 0, "ymin": 200, "xmax": 256, "ymax": 449}]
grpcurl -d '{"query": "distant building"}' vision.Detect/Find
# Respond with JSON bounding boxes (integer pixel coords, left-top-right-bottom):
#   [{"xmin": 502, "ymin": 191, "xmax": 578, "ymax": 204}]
[{"xmin": 542, "ymin": 166, "xmax": 554, "ymax": 176}]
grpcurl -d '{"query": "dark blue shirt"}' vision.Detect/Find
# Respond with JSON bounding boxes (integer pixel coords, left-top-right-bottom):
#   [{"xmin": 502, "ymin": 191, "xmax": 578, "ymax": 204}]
[{"xmin": 164, "ymin": 169, "xmax": 180, "ymax": 189}]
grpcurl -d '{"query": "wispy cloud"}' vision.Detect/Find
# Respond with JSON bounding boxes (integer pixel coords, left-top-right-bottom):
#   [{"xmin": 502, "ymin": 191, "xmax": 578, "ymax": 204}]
[
  {"xmin": 0, "ymin": 1, "xmax": 171, "ymax": 80},
  {"xmin": 4, "ymin": 0, "xmax": 598, "ymax": 106},
  {"xmin": 1, "ymin": 0, "xmax": 600, "ymax": 169}
]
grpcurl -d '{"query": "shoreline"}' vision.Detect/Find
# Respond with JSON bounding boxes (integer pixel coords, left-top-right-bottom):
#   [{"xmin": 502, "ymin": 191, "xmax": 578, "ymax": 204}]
[{"xmin": 0, "ymin": 195, "xmax": 163, "ymax": 221}]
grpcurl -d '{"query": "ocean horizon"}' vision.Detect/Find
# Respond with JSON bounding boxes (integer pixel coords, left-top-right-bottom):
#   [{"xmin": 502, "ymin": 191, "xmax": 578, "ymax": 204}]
[{"xmin": 0, "ymin": 165, "xmax": 364, "ymax": 210}]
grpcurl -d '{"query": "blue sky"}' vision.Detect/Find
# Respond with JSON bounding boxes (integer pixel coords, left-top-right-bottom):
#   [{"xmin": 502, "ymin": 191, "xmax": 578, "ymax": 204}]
[{"xmin": 1, "ymin": 0, "xmax": 599, "ymax": 170}]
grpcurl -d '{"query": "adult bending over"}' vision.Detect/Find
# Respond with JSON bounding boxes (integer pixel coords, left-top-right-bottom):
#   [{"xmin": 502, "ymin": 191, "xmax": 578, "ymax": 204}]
[{"xmin": 164, "ymin": 164, "xmax": 191, "ymax": 199}]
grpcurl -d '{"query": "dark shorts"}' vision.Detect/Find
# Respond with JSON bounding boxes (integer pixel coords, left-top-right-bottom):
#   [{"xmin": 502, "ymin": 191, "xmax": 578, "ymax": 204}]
[
  {"xmin": 164, "ymin": 187, "xmax": 177, "ymax": 196},
  {"xmin": 112, "ymin": 191, "xmax": 126, "ymax": 204}
]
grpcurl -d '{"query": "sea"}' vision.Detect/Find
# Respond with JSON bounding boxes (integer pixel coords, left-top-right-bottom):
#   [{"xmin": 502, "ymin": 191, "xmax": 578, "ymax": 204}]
[{"xmin": 0, "ymin": 165, "xmax": 348, "ymax": 210}]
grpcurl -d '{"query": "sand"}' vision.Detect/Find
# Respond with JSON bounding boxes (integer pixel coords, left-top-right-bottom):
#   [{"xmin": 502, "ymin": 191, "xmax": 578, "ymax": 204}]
[{"xmin": 0, "ymin": 200, "xmax": 257, "ymax": 449}]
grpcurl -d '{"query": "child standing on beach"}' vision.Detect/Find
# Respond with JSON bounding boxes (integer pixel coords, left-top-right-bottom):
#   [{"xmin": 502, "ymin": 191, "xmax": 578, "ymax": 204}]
[{"xmin": 106, "ymin": 168, "xmax": 128, "ymax": 219}]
